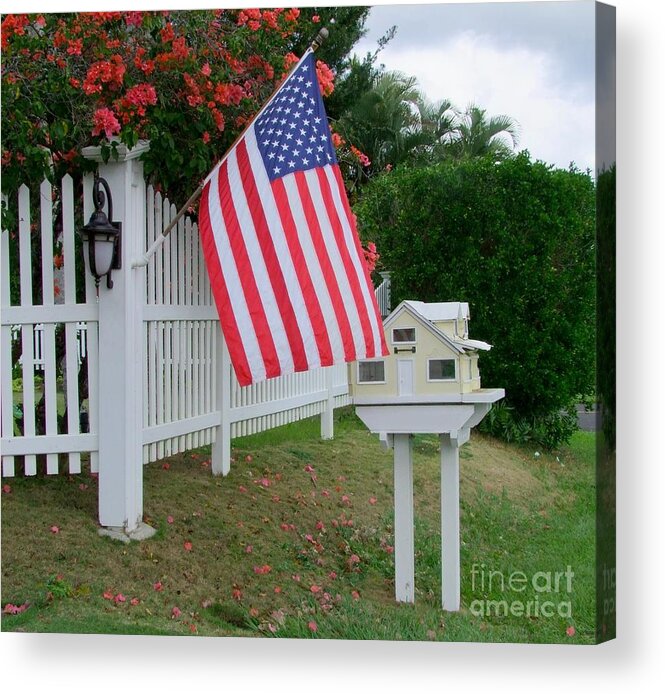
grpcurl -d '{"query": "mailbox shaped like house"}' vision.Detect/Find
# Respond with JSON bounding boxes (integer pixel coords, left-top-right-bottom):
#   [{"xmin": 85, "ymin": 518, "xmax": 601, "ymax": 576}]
[
  {"xmin": 351, "ymin": 300, "xmax": 496, "ymax": 405},
  {"xmin": 350, "ymin": 299, "xmax": 505, "ymax": 611}
]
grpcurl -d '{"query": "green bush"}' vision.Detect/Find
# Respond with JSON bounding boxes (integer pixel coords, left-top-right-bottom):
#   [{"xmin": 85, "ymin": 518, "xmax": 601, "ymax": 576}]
[{"xmin": 355, "ymin": 153, "xmax": 596, "ymax": 448}]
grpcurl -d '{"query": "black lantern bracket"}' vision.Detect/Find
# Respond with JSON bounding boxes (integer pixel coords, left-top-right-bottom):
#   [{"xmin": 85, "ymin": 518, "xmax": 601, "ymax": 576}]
[{"xmin": 81, "ymin": 174, "xmax": 122, "ymax": 289}]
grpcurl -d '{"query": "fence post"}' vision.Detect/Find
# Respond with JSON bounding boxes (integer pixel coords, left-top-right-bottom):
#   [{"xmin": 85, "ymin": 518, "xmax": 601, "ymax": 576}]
[
  {"xmin": 82, "ymin": 140, "xmax": 154, "ymax": 541},
  {"xmin": 320, "ymin": 366, "xmax": 335, "ymax": 440},
  {"xmin": 212, "ymin": 327, "xmax": 231, "ymax": 476}
]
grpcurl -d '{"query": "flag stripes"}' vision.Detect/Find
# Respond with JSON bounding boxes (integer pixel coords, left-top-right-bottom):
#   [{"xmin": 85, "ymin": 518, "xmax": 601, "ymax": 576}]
[{"xmin": 198, "ymin": 51, "xmax": 388, "ymax": 386}]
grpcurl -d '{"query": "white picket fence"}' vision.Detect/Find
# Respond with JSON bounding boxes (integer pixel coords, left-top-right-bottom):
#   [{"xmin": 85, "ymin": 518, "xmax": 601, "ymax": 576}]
[
  {"xmin": 1, "ymin": 177, "xmax": 100, "ymax": 477},
  {"xmin": 1, "ymin": 171, "xmax": 383, "ymax": 479}
]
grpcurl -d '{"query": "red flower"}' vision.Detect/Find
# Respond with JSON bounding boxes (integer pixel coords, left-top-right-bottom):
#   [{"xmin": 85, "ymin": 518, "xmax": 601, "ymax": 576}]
[
  {"xmin": 316, "ymin": 60, "xmax": 335, "ymax": 97},
  {"xmin": 283, "ymin": 52, "xmax": 299, "ymax": 71},
  {"xmin": 91, "ymin": 108, "xmax": 121, "ymax": 139},
  {"xmin": 67, "ymin": 39, "xmax": 83, "ymax": 56},
  {"xmin": 160, "ymin": 23, "xmax": 175, "ymax": 43},
  {"xmin": 183, "ymin": 541, "xmax": 193, "ymax": 551},
  {"xmin": 125, "ymin": 12, "xmax": 143, "ymax": 28},
  {"xmin": 308, "ymin": 620, "xmax": 318, "ymax": 632},
  {"xmin": 3, "ymin": 602, "xmax": 29, "ymax": 615}
]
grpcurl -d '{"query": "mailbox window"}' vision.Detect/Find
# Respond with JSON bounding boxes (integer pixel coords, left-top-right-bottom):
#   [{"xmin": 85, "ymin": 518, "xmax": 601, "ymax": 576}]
[
  {"xmin": 392, "ymin": 327, "xmax": 416, "ymax": 344},
  {"xmin": 428, "ymin": 358, "xmax": 456, "ymax": 381},
  {"xmin": 358, "ymin": 360, "xmax": 386, "ymax": 383}
]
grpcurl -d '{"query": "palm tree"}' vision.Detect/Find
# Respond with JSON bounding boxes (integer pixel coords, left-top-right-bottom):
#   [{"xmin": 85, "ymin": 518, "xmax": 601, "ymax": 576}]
[
  {"xmin": 335, "ymin": 71, "xmax": 435, "ymax": 175},
  {"xmin": 443, "ymin": 104, "xmax": 520, "ymax": 160},
  {"xmin": 335, "ymin": 72, "xmax": 520, "ymax": 190}
]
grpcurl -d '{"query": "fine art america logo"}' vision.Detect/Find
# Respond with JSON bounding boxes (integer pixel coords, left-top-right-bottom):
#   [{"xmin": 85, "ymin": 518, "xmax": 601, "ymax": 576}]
[{"xmin": 470, "ymin": 563, "xmax": 574, "ymax": 618}]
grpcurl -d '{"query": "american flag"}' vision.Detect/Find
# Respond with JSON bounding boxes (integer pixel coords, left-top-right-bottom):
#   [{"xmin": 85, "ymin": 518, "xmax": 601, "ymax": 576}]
[{"xmin": 198, "ymin": 50, "xmax": 388, "ymax": 386}]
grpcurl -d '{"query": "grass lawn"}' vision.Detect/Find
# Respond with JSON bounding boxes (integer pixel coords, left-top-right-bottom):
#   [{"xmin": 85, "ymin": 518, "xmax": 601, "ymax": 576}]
[{"xmin": 1, "ymin": 407, "xmax": 597, "ymax": 643}]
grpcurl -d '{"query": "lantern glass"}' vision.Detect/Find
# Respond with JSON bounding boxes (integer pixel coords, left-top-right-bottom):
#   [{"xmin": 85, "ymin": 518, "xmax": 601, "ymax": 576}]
[{"xmin": 92, "ymin": 235, "xmax": 116, "ymax": 278}]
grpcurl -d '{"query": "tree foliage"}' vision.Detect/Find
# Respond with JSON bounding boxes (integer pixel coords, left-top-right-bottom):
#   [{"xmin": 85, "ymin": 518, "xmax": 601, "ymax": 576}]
[
  {"xmin": 355, "ymin": 154, "xmax": 596, "ymax": 447},
  {"xmin": 1, "ymin": 9, "xmax": 367, "ymax": 202}
]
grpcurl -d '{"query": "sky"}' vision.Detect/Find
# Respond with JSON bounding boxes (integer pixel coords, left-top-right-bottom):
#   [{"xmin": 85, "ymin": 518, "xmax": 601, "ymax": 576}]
[{"xmin": 351, "ymin": 1, "xmax": 598, "ymax": 172}]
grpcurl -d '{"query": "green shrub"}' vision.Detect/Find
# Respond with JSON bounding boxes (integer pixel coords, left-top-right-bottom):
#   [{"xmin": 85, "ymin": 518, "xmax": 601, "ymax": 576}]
[{"xmin": 479, "ymin": 401, "xmax": 578, "ymax": 450}]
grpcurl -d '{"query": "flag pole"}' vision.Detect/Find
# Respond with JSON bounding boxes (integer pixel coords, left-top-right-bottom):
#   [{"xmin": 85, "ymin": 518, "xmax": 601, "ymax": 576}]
[{"xmin": 132, "ymin": 27, "xmax": 330, "ymax": 269}]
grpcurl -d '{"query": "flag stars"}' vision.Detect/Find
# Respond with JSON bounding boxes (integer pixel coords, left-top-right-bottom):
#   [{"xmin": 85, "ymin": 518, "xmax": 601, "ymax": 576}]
[{"xmin": 256, "ymin": 55, "xmax": 336, "ymax": 180}]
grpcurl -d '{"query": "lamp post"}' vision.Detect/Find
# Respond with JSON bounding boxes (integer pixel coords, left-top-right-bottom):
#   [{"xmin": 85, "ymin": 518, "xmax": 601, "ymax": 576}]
[{"xmin": 79, "ymin": 174, "xmax": 121, "ymax": 289}]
